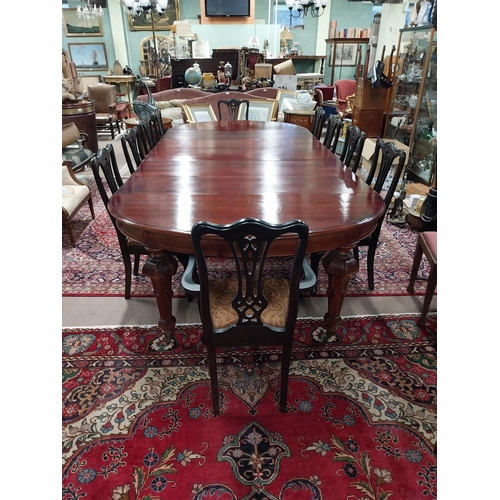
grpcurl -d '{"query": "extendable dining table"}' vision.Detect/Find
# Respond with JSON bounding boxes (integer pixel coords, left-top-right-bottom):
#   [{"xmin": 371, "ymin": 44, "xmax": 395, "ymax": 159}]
[{"xmin": 108, "ymin": 121, "xmax": 385, "ymax": 340}]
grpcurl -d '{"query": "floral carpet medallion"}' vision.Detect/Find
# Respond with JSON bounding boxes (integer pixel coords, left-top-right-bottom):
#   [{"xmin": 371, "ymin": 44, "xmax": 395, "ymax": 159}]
[
  {"xmin": 63, "ymin": 316, "xmax": 437, "ymax": 499},
  {"xmin": 62, "ymin": 182, "xmax": 431, "ymax": 298}
]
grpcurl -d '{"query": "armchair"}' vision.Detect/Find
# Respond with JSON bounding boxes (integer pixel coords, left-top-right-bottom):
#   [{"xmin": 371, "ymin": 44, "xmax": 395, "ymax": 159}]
[
  {"xmin": 87, "ymin": 83, "xmax": 121, "ymax": 139},
  {"xmin": 334, "ymin": 79, "xmax": 357, "ymax": 117},
  {"xmin": 62, "ymin": 122, "xmax": 95, "ymax": 173},
  {"xmin": 62, "ymin": 161, "xmax": 95, "ymax": 246}
]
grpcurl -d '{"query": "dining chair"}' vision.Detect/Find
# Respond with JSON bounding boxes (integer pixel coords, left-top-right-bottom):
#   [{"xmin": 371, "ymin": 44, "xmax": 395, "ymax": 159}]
[
  {"xmin": 310, "ymin": 139, "xmax": 406, "ymax": 292},
  {"xmin": 217, "ymin": 98, "xmax": 249, "ymax": 120},
  {"xmin": 323, "ymin": 114, "xmax": 343, "ymax": 153},
  {"xmin": 91, "ymin": 143, "xmax": 194, "ymax": 300},
  {"xmin": 339, "ymin": 124, "xmax": 366, "ymax": 173},
  {"xmin": 90, "ymin": 144, "xmax": 145, "ymax": 298},
  {"xmin": 191, "ymin": 217, "xmax": 310, "ymax": 415},
  {"xmin": 312, "ymin": 106, "xmax": 325, "ymax": 140},
  {"xmin": 138, "ymin": 119, "xmax": 156, "ymax": 154},
  {"xmin": 407, "ymin": 231, "xmax": 437, "ymax": 326},
  {"xmin": 121, "ymin": 126, "xmax": 144, "ymax": 175},
  {"xmin": 87, "ymin": 83, "xmax": 121, "ymax": 139}
]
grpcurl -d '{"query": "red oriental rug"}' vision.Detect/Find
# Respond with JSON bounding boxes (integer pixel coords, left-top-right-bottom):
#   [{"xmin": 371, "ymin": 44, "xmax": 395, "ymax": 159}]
[
  {"xmin": 62, "ymin": 315, "xmax": 437, "ymax": 499},
  {"xmin": 62, "ymin": 183, "xmax": 431, "ymax": 299}
]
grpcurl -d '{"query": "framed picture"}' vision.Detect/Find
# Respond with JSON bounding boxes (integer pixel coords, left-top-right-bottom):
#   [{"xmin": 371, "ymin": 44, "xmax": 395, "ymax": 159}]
[
  {"xmin": 182, "ymin": 104, "xmax": 217, "ymax": 123},
  {"xmin": 129, "ymin": 0, "xmax": 180, "ymax": 31},
  {"xmin": 276, "ymin": 90, "xmax": 296, "ymax": 114},
  {"xmin": 68, "ymin": 43, "xmax": 108, "ymax": 71},
  {"xmin": 239, "ymin": 100, "xmax": 277, "ymax": 122},
  {"xmin": 332, "ymin": 43, "xmax": 358, "ymax": 66},
  {"xmin": 62, "ymin": 9, "xmax": 103, "ymax": 37}
]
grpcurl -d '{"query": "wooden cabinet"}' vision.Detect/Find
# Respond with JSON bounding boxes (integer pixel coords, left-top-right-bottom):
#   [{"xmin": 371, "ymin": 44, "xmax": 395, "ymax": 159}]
[
  {"xmin": 283, "ymin": 110, "xmax": 315, "ymax": 132},
  {"xmin": 384, "ymin": 26, "xmax": 437, "ymax": 185}
]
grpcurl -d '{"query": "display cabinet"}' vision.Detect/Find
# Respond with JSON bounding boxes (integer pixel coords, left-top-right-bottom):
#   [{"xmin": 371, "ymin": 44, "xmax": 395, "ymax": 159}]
[{"xmin": 384, "ymin": 26, "xmax": 437, "ymax": 185}]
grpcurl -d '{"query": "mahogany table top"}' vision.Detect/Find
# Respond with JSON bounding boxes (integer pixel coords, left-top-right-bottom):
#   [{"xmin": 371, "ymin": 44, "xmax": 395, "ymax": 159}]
[{"xmin": 109, "ymin": 121, "xmax": 385, "ymax": 255}]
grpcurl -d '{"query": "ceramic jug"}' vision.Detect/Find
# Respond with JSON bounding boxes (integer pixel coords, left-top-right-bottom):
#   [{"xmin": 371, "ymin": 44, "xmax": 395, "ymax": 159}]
[{"xmin": 201, "ymin": 72, "xmax": 215, "ymax": 89}]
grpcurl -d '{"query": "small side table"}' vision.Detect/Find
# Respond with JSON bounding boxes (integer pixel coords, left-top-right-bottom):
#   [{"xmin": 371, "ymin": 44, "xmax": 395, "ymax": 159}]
[
  {"xmin": 124, "ymin": 116, "xmax": 173, "ymax": 131},
  {"xmin": 283, "ymin": 109, "xmax": 315, "ymax": 132}
]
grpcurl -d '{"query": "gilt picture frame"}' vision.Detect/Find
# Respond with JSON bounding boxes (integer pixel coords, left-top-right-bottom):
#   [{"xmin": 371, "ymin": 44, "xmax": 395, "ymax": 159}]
[
  {"xmin": 238, "ymin": 100, "xmax": 277, "ymax": 122},
  {"xmin": 63, "ymin": 9, "xmax": 103, "ymax": 37},
  {"xmin": 276, "ymin": 89, "xmax": 296, "ymax": 114},
  {"xmin": 182, "ymin": 104, "xmax": 217, "ymax": 123},
  {"xmin": 68, "ymin": 43, "xmax": 108, "ymax": 71},
  {"xmin": 128, "ymin": 0, "xmax": 180, "ymax": 31}
]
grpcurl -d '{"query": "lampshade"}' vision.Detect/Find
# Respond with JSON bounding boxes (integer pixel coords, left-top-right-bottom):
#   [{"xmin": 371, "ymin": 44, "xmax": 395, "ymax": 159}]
[
  {"xmin": 174, "ymin": 20, "xmax": 195, "ymax": 38},
  {"xmin": 280, "ymin": 27, "xmax": 293, "ymax": 41},
  {"xmin": 247, "ymin": 36, "xmax": 260, "ymax": 46}
]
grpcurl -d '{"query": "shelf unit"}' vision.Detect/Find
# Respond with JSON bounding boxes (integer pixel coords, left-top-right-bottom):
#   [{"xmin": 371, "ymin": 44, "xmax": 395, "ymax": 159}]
[{"xmin": 384, "ymin": 25, "xmax": 437, "ymax": 185}]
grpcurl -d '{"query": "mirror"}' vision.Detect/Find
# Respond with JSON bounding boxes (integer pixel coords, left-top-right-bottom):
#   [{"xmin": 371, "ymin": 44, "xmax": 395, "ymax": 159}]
[{"xmin": 139, "ymin": 35, "xmax": 175, "ymax": 78}]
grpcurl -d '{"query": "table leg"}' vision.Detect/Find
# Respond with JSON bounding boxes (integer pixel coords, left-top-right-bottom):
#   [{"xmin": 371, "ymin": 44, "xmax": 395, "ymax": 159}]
[
  {"xmin": 142, "ymin": 249, "xmax": 178, "ymax": 342},
  {"xmin": 322, "ymin": 244, "xmax": 359, "ymax": 332}
]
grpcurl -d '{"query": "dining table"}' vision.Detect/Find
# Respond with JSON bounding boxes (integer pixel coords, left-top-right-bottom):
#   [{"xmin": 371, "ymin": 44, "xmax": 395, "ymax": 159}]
[{"xmin": 108, "ymin": 120, "xmax": 386, "ymax": 341}]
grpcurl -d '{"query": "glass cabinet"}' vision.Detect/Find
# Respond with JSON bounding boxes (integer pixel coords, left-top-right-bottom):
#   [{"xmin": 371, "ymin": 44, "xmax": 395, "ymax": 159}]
[{"xmin": 384, "ymin": 26, "xmax": 437, "ymax": 185}]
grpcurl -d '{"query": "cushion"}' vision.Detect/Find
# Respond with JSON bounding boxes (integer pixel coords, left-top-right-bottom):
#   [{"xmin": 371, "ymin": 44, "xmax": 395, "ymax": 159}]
[
  {"xmin": 62, "ymin": 147, "xmax": 94, "ymax": 167},
  {"xmin": 62, "ymin": 184, "xmax": 90, "ymax": 215},
  {"xmin": 208, "ymin": 277, "xmax": 289, "ymax": 332}
]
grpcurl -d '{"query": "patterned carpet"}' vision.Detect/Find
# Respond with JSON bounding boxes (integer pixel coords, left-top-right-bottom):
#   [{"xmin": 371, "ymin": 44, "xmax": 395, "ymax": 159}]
[
  {"xmin": 62, "ymin": 181, "xmax": 431, "ymax": 298},
  {"xmin": 62, "ymin": 315, "xmax": 437, "ymax": 499}
]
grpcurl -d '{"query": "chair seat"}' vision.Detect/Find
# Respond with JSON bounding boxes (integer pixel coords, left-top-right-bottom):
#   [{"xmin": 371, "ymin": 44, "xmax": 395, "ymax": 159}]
[
  {"xmin": 209, "ymin": 277, "xmax": 289, "ymax": 332},
  {"xmin": 62, "ymin": 184, "xmax": 91, "ymax": 216},
  {"xmin": 95, "ymin": 113, "xmax": 118, "ymax": 122},
  {"xmin": 62, "ymin": 147, "xmax": 95, "ymax": 171},
  {"xmin": 422, "ymin": 231, "xmax": 437, "ymax": 260}
]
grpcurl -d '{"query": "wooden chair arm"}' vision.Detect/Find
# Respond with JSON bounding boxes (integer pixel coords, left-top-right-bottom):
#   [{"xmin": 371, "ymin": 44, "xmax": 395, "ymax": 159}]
[
  {"xmin": 79, "ymin": 132, "xmax": 89, "ymax": 148},
  {"xmin": 62, "ymin": 162, "xmax": 86, "ymax": 186}
]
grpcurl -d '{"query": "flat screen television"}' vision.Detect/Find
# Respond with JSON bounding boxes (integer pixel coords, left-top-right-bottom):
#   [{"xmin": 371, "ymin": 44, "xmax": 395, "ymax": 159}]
[{"xmin": 205, "ymin": 0, "xmax": 250, "ymax": 17}]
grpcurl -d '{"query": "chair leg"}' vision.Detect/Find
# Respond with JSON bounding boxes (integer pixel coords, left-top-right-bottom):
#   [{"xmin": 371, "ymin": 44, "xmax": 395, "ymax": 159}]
[
  {"xmin": 310, "ymin": 251, "xmax": 323, "ymax": 295},
  {"xmin": 206, "ymin": 341, "xmax": 220, "ymax": 416},
  {"xmin": 367, "ymin": 242, "xmax": 376, "ymax": 290},
  {"xmin": 279, "ymin": 337, "xmax": 293, "ymax": 413},
  {"xmin": 64, "ymin": 220, "xmax": 76, "ymax": 247},
  {"xmin": 133, "ymin": 253, "xmax": 141, "ymax": 275},
  {"xmin": 122, "ymin": 254, "xmax": 132, "ymax": 299},
  {"xmin": 407, "ymin": 237, "xmax": 424, "ymax": 294},
  {"xmin": 418, "ymin": 264, "xmax": 437, "ymax": 326},
  {"xmin": 110, "ymin": 119, "xmax": 115, "ymax": 139},
  {"xmin": 87, "ymin": 197, "xmax": 95, "ymax": 219}
]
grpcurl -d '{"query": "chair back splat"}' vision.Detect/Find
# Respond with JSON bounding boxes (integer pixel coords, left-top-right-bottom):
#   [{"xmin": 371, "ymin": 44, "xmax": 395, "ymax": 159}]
[
  {"xmin": 340, "ymin": 124, "xmax": 366, "ymax": 173},
  {"xmin": 217, "ymin": 98, "xmax": 249, "ymax": 120},
  {"xmin": 312, "ymin": 106, "xmax": 325, "ymax": 140},
  {"xmin": 323, "ymin": 114, "xmax": 343, "ymax": 153},
  {"xmin": 121, "ymin": 126, "xmax": 144, "ymax": 174},
  {"xmin": 192, "ymin": 217, "xmax": 309, "ymax": 415}
]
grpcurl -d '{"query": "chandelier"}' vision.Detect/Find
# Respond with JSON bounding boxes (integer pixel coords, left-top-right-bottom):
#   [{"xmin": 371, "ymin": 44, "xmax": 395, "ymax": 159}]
[
  {"xmin": 76, "ymin": 1, "xmax": 103, "ymax": 20},
  {"xmin": 285, "ymin": 0, "xmax": 329, "ymax": 19},
  {"xmin": 116, "ymin": 0, "xmax": 169, "ymax": 18}
]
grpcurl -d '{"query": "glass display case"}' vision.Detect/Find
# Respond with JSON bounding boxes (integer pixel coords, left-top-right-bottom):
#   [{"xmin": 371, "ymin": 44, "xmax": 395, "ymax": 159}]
[{"xmin": 384, "ymin": 26, "xmax": 437, "ymax": 185}]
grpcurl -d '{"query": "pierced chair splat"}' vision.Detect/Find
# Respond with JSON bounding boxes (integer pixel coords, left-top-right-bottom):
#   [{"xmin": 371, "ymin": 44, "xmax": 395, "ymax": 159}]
[
  {"xmin": 217, "ymin": 98, "xmax": 249, "ymax": 121},
  {"xmin": 323, "ymin": 114, "xmax": 343, "ymax": 153},
  {"xmin": 339, "ymin": 124, "xmax": 366, "ymax": 173},
  {"xmin": 191, "ymin": 217, "xmax": 310, "ymax": 415}
]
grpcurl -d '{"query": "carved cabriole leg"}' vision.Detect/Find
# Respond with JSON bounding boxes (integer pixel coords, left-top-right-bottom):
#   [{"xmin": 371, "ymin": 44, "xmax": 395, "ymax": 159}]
[
  {"xmin": 322, "ymin": 244, "xmax": 359, "ymax": 332},
  {"xmin": 142, "ymin": 249, "xmax": 178, "ymax": 342}
]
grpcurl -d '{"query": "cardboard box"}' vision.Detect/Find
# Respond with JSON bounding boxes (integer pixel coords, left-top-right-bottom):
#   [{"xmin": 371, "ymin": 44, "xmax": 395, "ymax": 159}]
[
  {"xmin": 359, "ymin": 138, "xmax": 410, "ymax": 189},
  {"xmin": 254, "ymin": 63, "xmax": 272, "ymax": 79},
  {"xmin": 273, "ymin": 59, "xmax": 296, "ymax": 75}
]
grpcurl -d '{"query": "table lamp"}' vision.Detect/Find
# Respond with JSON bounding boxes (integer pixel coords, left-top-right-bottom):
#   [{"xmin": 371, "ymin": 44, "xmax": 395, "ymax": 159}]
[{"xmin": 173, "ymin": 20, "xmax": 195, "ymax": 58}]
